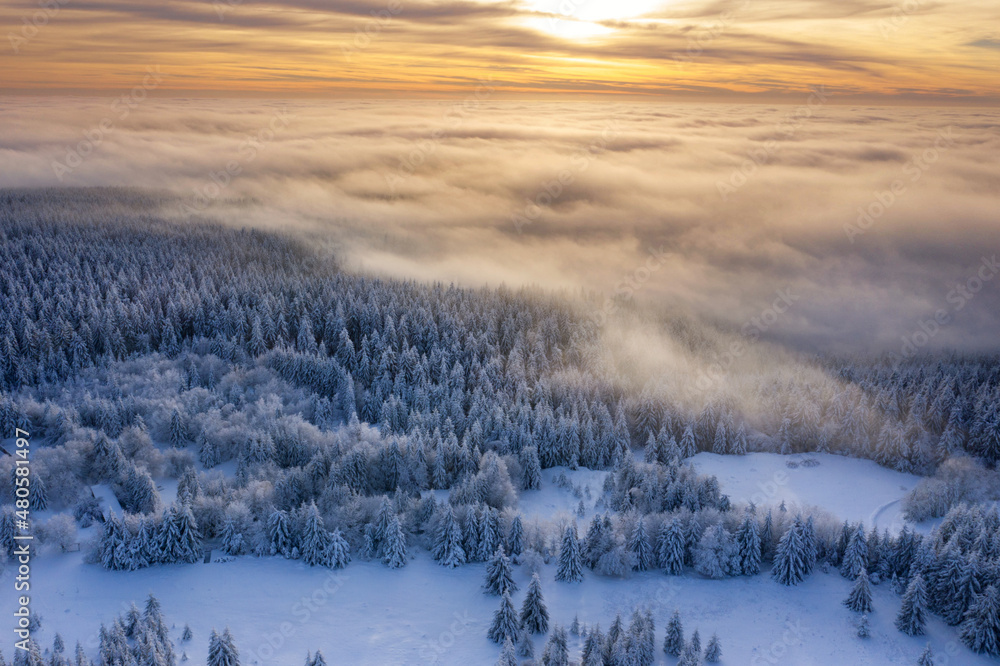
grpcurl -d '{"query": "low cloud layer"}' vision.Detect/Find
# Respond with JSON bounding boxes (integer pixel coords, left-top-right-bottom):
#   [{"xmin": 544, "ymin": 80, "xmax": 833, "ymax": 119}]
[{"xmin": 1, "ymin": 97, "xmax": 998, "ymax": 355}]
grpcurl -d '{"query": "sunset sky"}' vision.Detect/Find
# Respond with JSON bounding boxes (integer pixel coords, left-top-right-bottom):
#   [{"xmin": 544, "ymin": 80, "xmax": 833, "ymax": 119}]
[{"xmin": 3, "ymin": 0, "xmax": 999, "ymax": 100}]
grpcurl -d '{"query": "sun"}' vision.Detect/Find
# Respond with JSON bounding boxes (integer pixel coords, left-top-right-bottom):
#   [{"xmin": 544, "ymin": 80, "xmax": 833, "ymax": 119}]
[{"xmin": 523, "ymin": 0, "xmax": 667, "ymax": 39}]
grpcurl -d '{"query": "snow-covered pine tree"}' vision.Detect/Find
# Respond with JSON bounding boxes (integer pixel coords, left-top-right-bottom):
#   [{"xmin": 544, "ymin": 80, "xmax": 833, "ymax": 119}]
[
  {"xmin": 694, "ymin": 523, "xmax": 736, "ymax": 579},
  {"xmin": 736, "ymin": 513, "xmax": 761, "ymax": 575},
  {"xmin": 487, "ymin": 592, "xmax": 519, "ymax": 644},
  {"xmin": 496, "ymin": 637, "xmax": 517, "ymax": 666},
  {"xmin": 221, "ymin": 518, "xmax": 244, "ymax": 556},
  {"xmin": 772, "ymin": 522, "xmax": 807, "ymax": 585},
  {"xmin": 841, "ymin": 525, "xmax": 869, "ymax": 579},
  {"xmin": 301, "ymin": 502, "xmax": 331, "ymax": 567},
  {"xmin": 516, "ymin": 629, "xmax": 535, "ymax": 658},
  {"xmin": 172, "ymin": 503, "xmax": 202, "ymax": 563},
  {"xmin": 857, "ymin": 614, "xmax": 870, "ymax": 639},
  {"xmin": 268, "ymin": 509, "xmax": 294, "ymax": 558},
  {"xmin": 540, "ymin": 624, "xmax": 569, "ymax": 666},
  {"xmin": 207, "ymin": 628, "xmax": 240, "ymax": 666},
  {"xmin": 845, "ymin": 570, "xmax": 874, "ymax": 613},
  {"xmin": 704, "ymin": 633, "xmax": 722, "ymax": 663},
  {"xmin": 659, "ymin": 518, "xmax": 685, "ymax": 575},
  {"xmin": 960, "ymin": 584, "xmax": 1000, "ymax": 655},
  {"xmin": 520, "ymin": 446, "xmax": 542, "ymax": 490},
  {"xmin": 520, "ymin": 573, "xmax": 549, "ymax": 634},
  {"xmin": 918, "ymin": 644, "xmax": 935, "ymax": 666},
  {"xmin": 484, "ymin": 547, "xmax": 517, "ymax": 596},
  {"xmin": 628, "ymin": 518, "xmax": 652, "ymax": 572},
  {"xmin": 383, "ymin": 515, "xmax": 408, "ymax": 568},
  {"xmin": 433, "ymin": 506, "xmax": 466, "ymax": 567},
  {"xmin": 895, "ymin": 574, "xmax": 928, "ymax": 636},
  {"xmin": 506, "ymin": 515, "xmax": 523, "ymax": 560},
  {"xmin": 663, "ymin": 610, "xmax": 683, "ymax": 657},
  {"xmin": 555, "ymin": 524, "xmax": 584, "ymax": 583},
  {"xmin": 328, "ymin": 528, "xmax": 351, "ymax": 569}
]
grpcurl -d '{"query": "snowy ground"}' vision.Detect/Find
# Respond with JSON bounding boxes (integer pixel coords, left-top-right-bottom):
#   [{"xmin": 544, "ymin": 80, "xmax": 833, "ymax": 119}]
[
  {"xmin": 4, "ymin": 454, "xmax": 975, "ymax": 665},
  {"xmin": 2, "ymin": 547, "xmax": 988, "ymax": 666},
  {"xmin": 690, "ymin": 452, "xmax": 924, "ymax": 534}
]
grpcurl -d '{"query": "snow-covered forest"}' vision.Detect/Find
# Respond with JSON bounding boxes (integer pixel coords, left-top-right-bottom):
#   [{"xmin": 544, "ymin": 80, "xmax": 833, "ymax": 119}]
[{"xmin": 1, "ymin": 188, "xmax": 999, "ymax": 665}]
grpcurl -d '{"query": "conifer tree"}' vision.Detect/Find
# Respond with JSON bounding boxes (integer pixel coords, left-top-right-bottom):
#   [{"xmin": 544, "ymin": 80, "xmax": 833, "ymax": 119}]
[
  {"xmin": 960, "ymin": 584, "xmax": 1000, "ymax": 655},
  {"xmin": 520, "ymin": 573, "xmax": 549, "ymax": 634},
  {"xmin": 496, "ymin": 637, "xmax": 518, "ymax": 666},
  {"xmin": 628, "ymin": 518, "xmax": 652, "ymax": 572},
  {"xmin": 382, "ymin": 515, "xmax": 407, "ymax": 568},
  {"xmin": 208, "ymin": 628, "xmax": 240, "ymax": 666},
  {"xmin": 541, "ymin": 624, "xmax": 569, "ymax": 666},
  {"xmin": 704, "ymin": 633, "xmax": 722, "ymax": 663},
  {"xmin": 663, "ymin": 610, "xmax": 684, "ymax": 657},
  {"xmin": 918, "ymin": 644, "xmax": 935, "ymax": 666},
  {"xmin": 328, "ymin": 528, "xmax": 351, "ymax": 569},
  {"xmin": 841, "ymin": 526, "xmax": 869, "ymax": 579},
  {"xmin": 736, "ymin": 513, "xmax": 761, "ymax": 575},
  {"xmin": 487, "ymin": 592, "xmax": 519, "ymax": 644},
  {"xmin": 506, "ymin": 515, "xmax": 524, "ymax": 559},
  {"xmin": 484, "ymin": 547, "xmax": 517, "ymax": 596},
  {"xmin": 555, "ymin": 524, "xmax": 584, "ymax": 583},
  {"xmin": 845, "ymin": 570, "xmax": 874, "ymax": 614},
  {"xmin": 433, "ymin": 506, "xmax": 466, "ymax": 567},
  {"xmin": 772, "ymin": 523, "xmax": 807, "ymax": 586},
  {"xmin": 896, "ymin": 574, "xmax": 928, "ymax": 636},
  {"xmin": 659, "ymin": 519, "xmax": 685, "ymax": 575}
]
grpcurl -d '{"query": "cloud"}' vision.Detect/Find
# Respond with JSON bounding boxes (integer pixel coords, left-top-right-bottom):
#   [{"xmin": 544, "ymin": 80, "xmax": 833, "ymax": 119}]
[{"xmin": 1, "ymin": 98, "xmax": 998, "ymax": 356}]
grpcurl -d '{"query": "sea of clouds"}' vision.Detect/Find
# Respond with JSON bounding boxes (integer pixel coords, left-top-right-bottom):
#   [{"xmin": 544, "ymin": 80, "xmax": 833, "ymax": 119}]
[{"xmin": 1, "ymin": 97, "xmax": 997, "ymax": 355}]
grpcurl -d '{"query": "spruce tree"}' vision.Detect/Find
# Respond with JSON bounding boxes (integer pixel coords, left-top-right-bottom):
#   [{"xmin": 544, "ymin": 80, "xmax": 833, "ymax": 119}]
[
  {"xmin": 433, "ymin": 507, "xmax": 466, "ymax": 567},
  {"xmin": 845, "ymin": 570, "xmax": 874, "ymax": 614},
  {"xmin": 208, "ymin": 628, "xmax": 240, "ymax": 666},
  {"xmin": 383, "ymin": 516, "xmax": 407, "ymax": 568},
  {"xmin": 555, "ymin": 524, "xmax": 584, "ymax": 583},
  {"xmin": 484, "ymin": 547, "xmax": 517, "ymax": 596},
  {"xmin": 487, "ymin": 592, "xmax": 519, "ymax": 644},
  {"xmin": 663, "ymin": 610, "xmax": 684, "ymax": 657},
  {"xmin": 496, "ymin": 637, "xmax": 518, "ymax": 666},
  {"xmin": 917, "ymin": 644, "xmax": 935, "ymax": 666},
  {"xmin": 736, "ymin": 513, "xmax": 761, "ymax": 575},
  {"xmin": 960, "ymin": 584, "xmax": 1000, "ymax": 655},
  {"xmin": 300, "ymin": 502, "xmax": 330, "ymax": 567},
  {"xmin": 541, "ymin": 624, "xmax": 569, "ymax": 666},
  {"xmin": 704, "ymin": 633, "xmax": 722, "ymax": 663},
  {"xmin": 841, "ymin": 526, "xmax": 869, "ymax": 579},
  {"xmin": 520, "ymin": 446, "xmax": 542, "ymax": 490},
  {"xmin": 772, "ymin": 523, "xmax": 807, "ymax": 585},
  {"xmin": 895, "ymin": 574, "xmax": 928, "ymax": 636},
  {"xmin": 328, "ymin": 528, "xmax": 351, "ymax": 569},
  {"xmin": 659, "ymin": 518, "xmax": 685, "ymax": 575},
  {"xmin": 506, "ymin": 515, "xmax": 524, "ymax": 559},
  {"xmin": 628, "ymin": 518, "xmax": 652, "ymax": 572},
  {"xmin": 520, "ymin": 573, "xmax": 549, "ymax": 634}
]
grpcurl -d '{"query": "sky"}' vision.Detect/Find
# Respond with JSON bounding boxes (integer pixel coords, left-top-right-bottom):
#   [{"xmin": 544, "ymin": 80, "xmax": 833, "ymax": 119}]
[{"xmin": 1, "ymin": 0, "xmax": 999, "ymax": 100}]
